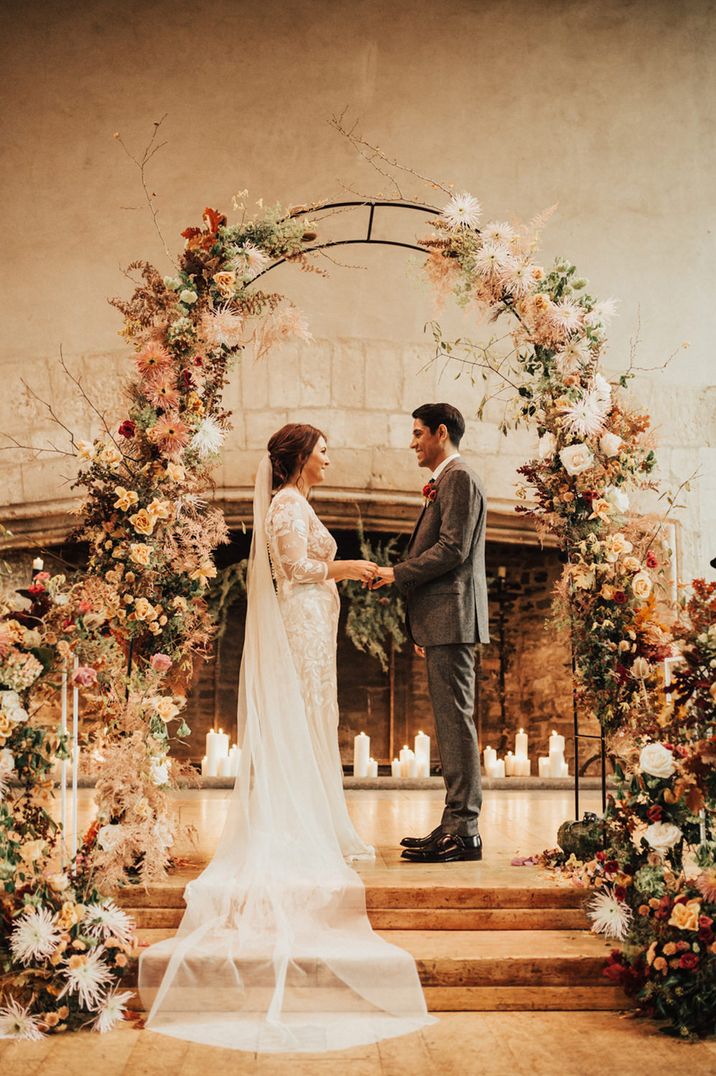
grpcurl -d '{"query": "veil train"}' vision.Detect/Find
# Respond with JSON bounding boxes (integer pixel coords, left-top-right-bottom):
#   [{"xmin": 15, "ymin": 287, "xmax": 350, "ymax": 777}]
[{"xmin": 138, "ymin": 456, "xmax": 435, "ymax": 1052}]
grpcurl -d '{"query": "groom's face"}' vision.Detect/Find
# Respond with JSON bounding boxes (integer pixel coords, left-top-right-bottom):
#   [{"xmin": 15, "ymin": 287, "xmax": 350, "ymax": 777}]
[{"xmin": 410, "ymin": 419, "xmax": 444, "ymax": 470}]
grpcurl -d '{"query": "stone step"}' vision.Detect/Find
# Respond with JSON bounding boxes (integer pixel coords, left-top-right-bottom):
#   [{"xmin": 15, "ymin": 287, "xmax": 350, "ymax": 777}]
[
  {"xmin": 125, "ymin": 904, "xmax": 588, "ymax": 931},
  {"xmin": 125, "ymin": 927, "xmax": 622, "ymax": 1012}
]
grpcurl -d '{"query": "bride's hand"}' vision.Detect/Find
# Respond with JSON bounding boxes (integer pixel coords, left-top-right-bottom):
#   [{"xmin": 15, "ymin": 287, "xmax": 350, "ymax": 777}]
[{"xmin": 340, "ymin": 560, "xmax": 379, "ymax": 583}]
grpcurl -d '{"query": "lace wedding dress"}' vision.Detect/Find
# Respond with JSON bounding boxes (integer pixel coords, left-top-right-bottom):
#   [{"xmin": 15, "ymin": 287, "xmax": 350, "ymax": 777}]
[{"xmin": 138, "ymin": 457, "xmax": 434, "ymax": 1052}]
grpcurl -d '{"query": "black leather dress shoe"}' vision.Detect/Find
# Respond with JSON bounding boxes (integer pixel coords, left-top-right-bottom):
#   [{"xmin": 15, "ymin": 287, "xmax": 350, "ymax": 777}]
[
  {"xmin": 400, "ymin": 825, "xmax": 443, "ymax": 849},
  {"xmin": 401, "ymin": 833, "xmax": 483, "ymax": 863}
]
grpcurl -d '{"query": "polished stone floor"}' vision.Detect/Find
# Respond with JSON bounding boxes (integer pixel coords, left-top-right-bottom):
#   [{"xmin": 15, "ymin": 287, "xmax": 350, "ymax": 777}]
[{"xmin": 16, "ymin": 788, "xmax": 713, "ymax": 1074}]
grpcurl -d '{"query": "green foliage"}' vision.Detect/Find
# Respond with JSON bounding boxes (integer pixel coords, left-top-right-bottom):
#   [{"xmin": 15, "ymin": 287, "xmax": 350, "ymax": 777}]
[{"xmin": 342, "ymin": 528, "xmax": 406, "ymax": 673}]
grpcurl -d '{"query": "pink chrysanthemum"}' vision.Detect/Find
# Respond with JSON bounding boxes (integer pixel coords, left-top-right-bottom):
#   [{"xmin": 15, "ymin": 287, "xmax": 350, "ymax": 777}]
[
  {"xmin": 253, "ymin": 304, "xmax": 312, "ymax": 360},
  {"xmin": 695, "ymin": 869, "xmax": 716, "ymax": 903},
  {"xmin": 136, "ymin": 343, "xmax": 174, "ymax": 376},
  {"xmin": 201, "ymin": 306, "xmax": 246, "ymax": 349},
  {"xmin": 147, "ymin": 414, "xmax": 191, "ymax": 457},
  {"xmin": 143, "ymin": 372, "xmax": 180, "ymax": 411}
]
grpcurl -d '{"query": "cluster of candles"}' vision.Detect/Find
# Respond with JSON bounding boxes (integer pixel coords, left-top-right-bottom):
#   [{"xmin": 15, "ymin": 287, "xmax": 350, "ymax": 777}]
[
  {"xmin": 353, "ymin": 731, "xmax": 431, "ymax": 778},
  {"xmin": 483, "ymin": 729, "xmax": 569, "ymax": 779},
  {"xmin": 201, "ymin": 728, "xmax": 241, "ymax": 777}
]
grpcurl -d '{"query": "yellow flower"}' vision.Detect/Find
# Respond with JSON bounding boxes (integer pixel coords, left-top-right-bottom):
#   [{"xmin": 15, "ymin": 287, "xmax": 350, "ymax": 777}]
[
  {"xmin": 213, "ymin": 270, "xmax": 237, "ymax": 297},
  {"xmin": 668, "ymin": 899, "xmax": 701, "ymax": 931},
  {"xmin": 652, "ymin": 956, "xmax": 667, "ymax": 973},
  {"xmin": 601, "ymin": 584, "xmax": 615, "ymax": 600},
  {"xmin": 133, "ymin": 597, "xmax": 157, "ymax": 622},
  {"xmin": 147, "ymin": 498, "xmax": 172, "ymax": 520},
  {"xmin": 129, "ymin": 543, "xmax": 152, "ymax": 567},
  {"xmin": 153, "ymin": 696, "xmax": 180, "ymax": 722},
  {"xmin": 129, "ymin": 509, "xmax": 156, "ymax": 535},
  {"xmin": 189, "ymin": 562, "xmax": 217, "ymax": 585},
  {"xmin": 646, "ymin": 941, "xmax": 657, "ymax": 964},
  {"xmin": 589, "ymin": 498, "xmax": 612, "ymax": 522},
  {"xmin": 99, "ymin": 445, "xmax": 123, "ymax": 470},
  {"xmin": 57, "ymin": 901, "xmax": 84, "ymax": 930},
  {"xmin": 186, "ymin": 391, "xmax": 204, "ymax": 414},
  {"xmin": 166, "ymin": 461, "xmax": 185, "ymax": 482},
  {"xmin": 75, "ymin": 439, "xmax": 96, "ymax": 461},
  {"xmin": 663, "ymin": 942, "xmax": 677, "ymax": 956},
  {"xmin": 622, "ymin": 555, "xmax": 641, "ymax": 573},
  {"xmin": 172, "ymin": 596, "xmax": 188, "ymax": 611},
  {"xmin": 113, "ymin": 486, "xmax": 139, "ymax": 512}
]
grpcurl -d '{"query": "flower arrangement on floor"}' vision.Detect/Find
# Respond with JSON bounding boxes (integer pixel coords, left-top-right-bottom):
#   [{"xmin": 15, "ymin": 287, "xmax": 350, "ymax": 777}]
[
  {"xmin": 1, "ymin": 572, "xmax": 137, "ymax": 1037},
  {"xmin": 540, "ymin": 581, "xmax": 715, "ymax": 1037}
]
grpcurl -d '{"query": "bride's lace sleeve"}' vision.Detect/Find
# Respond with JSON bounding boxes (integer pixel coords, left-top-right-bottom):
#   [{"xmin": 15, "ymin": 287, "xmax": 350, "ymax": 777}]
[{"xmin": 268, "ymin": 497, "xmax": 329, "ymax": 584}]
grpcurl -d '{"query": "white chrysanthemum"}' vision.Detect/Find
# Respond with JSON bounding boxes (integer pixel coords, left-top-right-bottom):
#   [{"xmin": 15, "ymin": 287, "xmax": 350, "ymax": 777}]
[
  {"xmin": 473, "ymin": 241, "xmax": 515, "ymax": 278},
  {"xmin": 442, "ymin": 191, "xmax": 482, "ymax": 230},
  {"xmin": 0, "ymin": 997, "xmax": 45, "ymax": 1040},
  {"xmin": 191, "ymin": 416, "xmax": 225, "ymax": 458},
  {"xmin": 201, "ymin": 306, "xmax": 246, "ymax": 349},
  {"xmin": 585, "ymin": 297, "xmax": 619, "ymax": 327},
  {"xmin": 554, "ymin": 338, "xmax": 592, "ymax": 377},
  {"xmin": 502, "ymin": 260, "xmax": 534, "ymax": 298},
  {"xmin": 10, "ymin": 905, "xmax": 62, "ymax": 965},
  {"xmin": 482, "ymin": 220, "xmax": 516, "ymax": 247},
  {"xmin": 588, "ymin": 888, "xmax": 632, "ymax": 941},
  {"xmin": 60, "ymin": 950, "xmax": 114, "ymax": 1010},
  {"xmin": 93, "ymin": 988, "xmax": 135, "ymax": 1034},
  {"xmin": 231, "ymin": 241, "xmax": 271, "ymax": 280},
  {"xmin": 561, "ymin": 383, "xmax": 611, "ymax": 438},
  {"xmin": 592, "ymin": 372, "xmax": 612, "ymax": 406},
  {"xmin": 550, "ymin": 300, "xmax": 583, "ymax": 334},
  {"xmin": 83, "ymin": 900, "xmax": 135, "ymax": 946}
]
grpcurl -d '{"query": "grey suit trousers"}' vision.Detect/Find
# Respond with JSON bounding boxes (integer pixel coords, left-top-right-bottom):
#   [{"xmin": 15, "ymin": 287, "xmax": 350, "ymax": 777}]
[{"xmin": 425, "ymin": 643, "xmax": 482, "ymax": 837}]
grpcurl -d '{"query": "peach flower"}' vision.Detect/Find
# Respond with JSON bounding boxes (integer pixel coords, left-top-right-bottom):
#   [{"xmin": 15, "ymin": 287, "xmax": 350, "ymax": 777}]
[{"xmin": 668, "ymin": 899, "xmax": 701, "ymax": 932}]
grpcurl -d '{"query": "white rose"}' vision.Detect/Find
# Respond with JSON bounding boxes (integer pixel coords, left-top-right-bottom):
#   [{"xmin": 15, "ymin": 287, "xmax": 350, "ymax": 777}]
[
  {"xmin": 639, "ymin": 742, "xmax": 676, "ymax": 779},
  {"xmin": 559, "ymin": 442, "xmax": 595, "ymax": 476},
  {"xmin": 631, "ymin": 571, "xmax": 653, "ymax": 602},
  {"xmin": 150, "ymin": 759, "xmax": 171, "ymax": 787},
  {"xmin": 0, "ymin": 748, "xmax": 15, "ymax": 777},
  {"xmin": 97, "ymin": 823, "xmax": 124, "ymax": 852},
  {"xmin": 7, "ymin": 705, "xmax": 29, "ymax": 724},
  {"xmin": 0, "ymin": 690, "xmax": 21, "ymax": 713},
  {"xmin": 538, "ymin": 433, "xmax": 555, "ymax": 459},
  {"xmin": 599, "ymin": 431, "xmax": 622, "ymax": 457},
  {"xmin": 644, "ymin": 821, "xmax": 682, "ymax": 852},
  {"xmin": 47, "ymin": 871, "xmax": 71, "ymax": 893},
  {"xmin": 152, "ymin": 815, "xmax": 175, "ymax": 851},
  {"xmin": 604, "ymin": 485, "xmax": 629, "ymax": 513},
  {"xmin": 179, "ymin": 289, "xmax": 198, "ymax": 305}
]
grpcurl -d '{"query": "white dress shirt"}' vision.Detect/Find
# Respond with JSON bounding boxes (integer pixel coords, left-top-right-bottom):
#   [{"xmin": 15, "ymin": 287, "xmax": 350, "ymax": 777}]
[{"xmin": 430, "ymin": 452, "xmax": 461, "ymax": 483}]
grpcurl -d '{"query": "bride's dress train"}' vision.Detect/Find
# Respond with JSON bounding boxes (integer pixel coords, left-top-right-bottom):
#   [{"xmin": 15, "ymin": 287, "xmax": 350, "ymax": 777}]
[{"xmin": 138, "ymin": 458, "xmax": 434, "ymax": 1052}]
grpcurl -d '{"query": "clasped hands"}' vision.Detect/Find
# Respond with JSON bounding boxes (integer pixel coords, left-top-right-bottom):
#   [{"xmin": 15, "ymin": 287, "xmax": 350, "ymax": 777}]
[{"xmin": 364, "ymin": 566, "xmax": 394, "ymax": 590}]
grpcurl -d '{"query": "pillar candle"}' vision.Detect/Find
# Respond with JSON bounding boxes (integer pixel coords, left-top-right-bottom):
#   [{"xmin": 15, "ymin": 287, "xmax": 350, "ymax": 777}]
[
  {"xmin": 515, "ymin": 728, "xmax": 528, "ymax": 757},
  {"xmin": 218, "ymin": 754, "xmax": 234, "ymax": 778},
  {"xmin": 505, "ymin": 751, "xmax": 515, "ymax": 777},
  {"xmin": 491, "ymin": 758, "xmax": 506, "ymax": 779},
  {"xmin": 366, "ymin": 758, "xmax": 378, "ymax": 779},
  {"xmin": 353, "ymin": 732, "xmax": 370, "ymax": 778},
  {"xmin": 200, "ymin": 755, "xmax": 210, "ymax": 778},
  {"xmin": 560, "ymin": 759, "xmax": 569, "ymax": 778},
  {"xmin": 538, "ymin": 756, "xmax": 550, "ymax": 778},
  {"xmin": 549, "ymin": 747, "xmax": 565, "ymax": 778},
  {"xmin": 399, "ymin": 746, "xmax": 415, "ymax": 778},
  {"xmin": 549, "ymin": 730, "xmax": 565, "ymax": 753},
  {"xmin": 32, "ymin": 556, "xmax": 44, "ymax": 571},
  {"xmin": 206, "ymin": 729, "xmax": 229, "ymax": 776},
  {"xmin": 230, "ymin": 745, "xmax": 241, "ymax": 776},
  {"xmin": 414, "ymin": 731, "xmax": 430, "ymax": 774},
  {"xmin": 391, "ymin": 758, "xmax": 401, "ymax": 778},
  {"xmin": 483, "ymin": 746, "xmax": 496, "ymax": 773},
  {"xmin": 514, "ymin": 757, "xmax": 531, "ymax": 777}
]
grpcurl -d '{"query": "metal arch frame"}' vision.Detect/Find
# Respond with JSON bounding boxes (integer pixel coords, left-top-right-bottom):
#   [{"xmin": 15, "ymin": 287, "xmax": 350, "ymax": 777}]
[
  {"xmin": 248, "ymin": 197, "xmax": 603, "ymax": 817},
  {"xmin": 249, "ymin": 200, "xmax": 440, "ymax": 284}
]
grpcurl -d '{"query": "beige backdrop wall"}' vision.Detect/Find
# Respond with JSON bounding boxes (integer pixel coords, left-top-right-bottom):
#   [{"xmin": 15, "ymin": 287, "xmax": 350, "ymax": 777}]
[{"xmin": 1, "ymin": 0, "xmax": 714, "ymax": 578}]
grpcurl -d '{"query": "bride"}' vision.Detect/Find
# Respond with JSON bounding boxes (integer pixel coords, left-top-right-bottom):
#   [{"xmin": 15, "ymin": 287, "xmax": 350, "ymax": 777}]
[{"xmin": 139, "ymin": 423, "xmax": 434, "ymax": 1052}]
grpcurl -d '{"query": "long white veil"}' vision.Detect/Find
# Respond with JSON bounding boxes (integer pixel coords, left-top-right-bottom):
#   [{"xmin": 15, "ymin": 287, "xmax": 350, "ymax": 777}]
[{"xmin": 138, "ymin": 456, "xmax": 435, "ymax": 1052}]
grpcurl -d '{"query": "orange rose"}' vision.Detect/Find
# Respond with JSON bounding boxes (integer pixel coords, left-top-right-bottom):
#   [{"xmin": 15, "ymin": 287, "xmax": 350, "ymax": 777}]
[
  {"xmin": 668, "ymin": 899, "xmax": 701, "ymax": 931},
  {"xmin": 129, "ymin": 509, "xmax": 156, "ymax": 536}
]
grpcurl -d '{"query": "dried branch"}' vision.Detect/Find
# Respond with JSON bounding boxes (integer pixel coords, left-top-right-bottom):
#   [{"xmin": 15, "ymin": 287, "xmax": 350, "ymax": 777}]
[
  {"xmin": 113, "ymin": 115, "xmax": 173, "ymax": 264},
  {"xmin": 0, "ymin": 434, "xmax": 74, "ymax": 457},
  {"xmin": 59, "ymin": 349, "xmax": 123, "ymax": 453},
  {"xmin": 330, "ymin": 108, "xmax": 452, "ymax": 199}
]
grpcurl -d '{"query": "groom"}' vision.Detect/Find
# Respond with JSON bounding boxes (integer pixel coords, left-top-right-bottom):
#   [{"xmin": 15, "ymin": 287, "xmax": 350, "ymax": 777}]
[{"xmin": 372, "ymin": 403, "xmax": 489, "ymax": 863}]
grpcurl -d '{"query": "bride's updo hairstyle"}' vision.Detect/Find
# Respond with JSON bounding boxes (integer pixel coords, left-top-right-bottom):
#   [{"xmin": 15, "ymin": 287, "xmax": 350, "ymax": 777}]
[{"xmin": 267, "ymin": 423, "xmax": 325, "ymax": 491}]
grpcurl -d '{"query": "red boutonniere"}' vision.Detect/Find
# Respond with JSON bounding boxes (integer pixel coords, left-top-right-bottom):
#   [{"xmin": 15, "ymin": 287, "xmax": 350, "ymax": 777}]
[{"xmin": 422, "ymin": 482, "xmax": 437, "ymax": 506}]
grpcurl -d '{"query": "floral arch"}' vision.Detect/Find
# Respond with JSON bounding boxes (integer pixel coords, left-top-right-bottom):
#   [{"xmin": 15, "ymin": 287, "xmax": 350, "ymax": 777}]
[{"xmin": 1, "ymin": 187, "xmax": 713, "ymax": 1039}]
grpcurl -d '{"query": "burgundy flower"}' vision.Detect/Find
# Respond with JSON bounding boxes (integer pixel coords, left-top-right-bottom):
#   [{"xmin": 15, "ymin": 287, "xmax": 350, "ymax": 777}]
[
  {"xmin": 118, "ymin": 419, "xmax": 136, "ymax": 438},
  {"xmin": 613, "ymin": 591, "xmax": 628, "ymax": 605},
  {"xmin": 179, "ymin": 369, "xmax": 194, "ymax": 390},
  {"xmin": 698, "ymin": 927, "xmax": 714, "ymax": 944},
  {"xmin": 581, "ymin": 490, "xmax": 598, "ymax": 502},
  {"xmin": 422, "ymin": 483, "xmax": 437, "ymax": 503},
  {"xmin": 647, "ymin": 804, "xmax": 663, "ymax": 823},
  {"xmin": 699, "ymin": 915, "xmax": 713, "ymax": 929},
  {"xmin": 27, "ymin": 582, "xmax": 46, "ymax": 596},
  {"xmin": 193, "ymin": 355, "xmax": 205, "ymax": 367},
  {"xmin": 645, "ymin": 550, "xmax": 659, "ymax": 569},
  {"xmin": 614, "ymin": 885, "xmax": 627, "ymax": 901},
  {"xmin": 604, "ymin": 860, "xmax": 619, "ymax": 875},
  {"xmin": 35, "ymin": 571, "xmax": 51, "ymax": 583},
  {"xmin": 679, "ymin": 951, "xmax": 699, "ymax": 970}
]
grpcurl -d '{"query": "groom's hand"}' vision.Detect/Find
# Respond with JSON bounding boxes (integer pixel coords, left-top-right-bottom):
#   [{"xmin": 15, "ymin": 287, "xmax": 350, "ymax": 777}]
[{"xmin": 369, "ymin": 566, "xmax": 395, "ymax": 589}]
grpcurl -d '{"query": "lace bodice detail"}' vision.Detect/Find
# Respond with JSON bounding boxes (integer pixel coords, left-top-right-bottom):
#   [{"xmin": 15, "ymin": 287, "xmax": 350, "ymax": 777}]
[{"xmin": 265, "ymin": 488, "xmax": 337, "ymax": 585}]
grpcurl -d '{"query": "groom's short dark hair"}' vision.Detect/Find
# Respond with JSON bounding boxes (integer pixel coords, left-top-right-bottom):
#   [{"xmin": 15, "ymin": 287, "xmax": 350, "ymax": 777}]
[{"xmin": 412, "ymin": 403, "xmax": 465, "ymax": 448}]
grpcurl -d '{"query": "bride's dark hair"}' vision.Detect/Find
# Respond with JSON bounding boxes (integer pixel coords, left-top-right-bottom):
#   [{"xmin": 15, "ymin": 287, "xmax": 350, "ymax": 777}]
[{"xmin": 267, "ymin": 423, "xmax": 324, "ymax": 490}]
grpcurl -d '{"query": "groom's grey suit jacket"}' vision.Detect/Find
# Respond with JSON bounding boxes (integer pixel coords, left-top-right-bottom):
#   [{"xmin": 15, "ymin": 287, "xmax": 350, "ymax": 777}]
[{"xmin": 393, "ymin": 458, "xmax": 490, "ymax": 647}]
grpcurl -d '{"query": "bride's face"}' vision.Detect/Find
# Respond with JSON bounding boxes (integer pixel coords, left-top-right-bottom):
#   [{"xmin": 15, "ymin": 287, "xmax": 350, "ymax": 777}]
[{"xmin": 301, "ymin": 436, "xmax": 330, "ymax": 488}]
